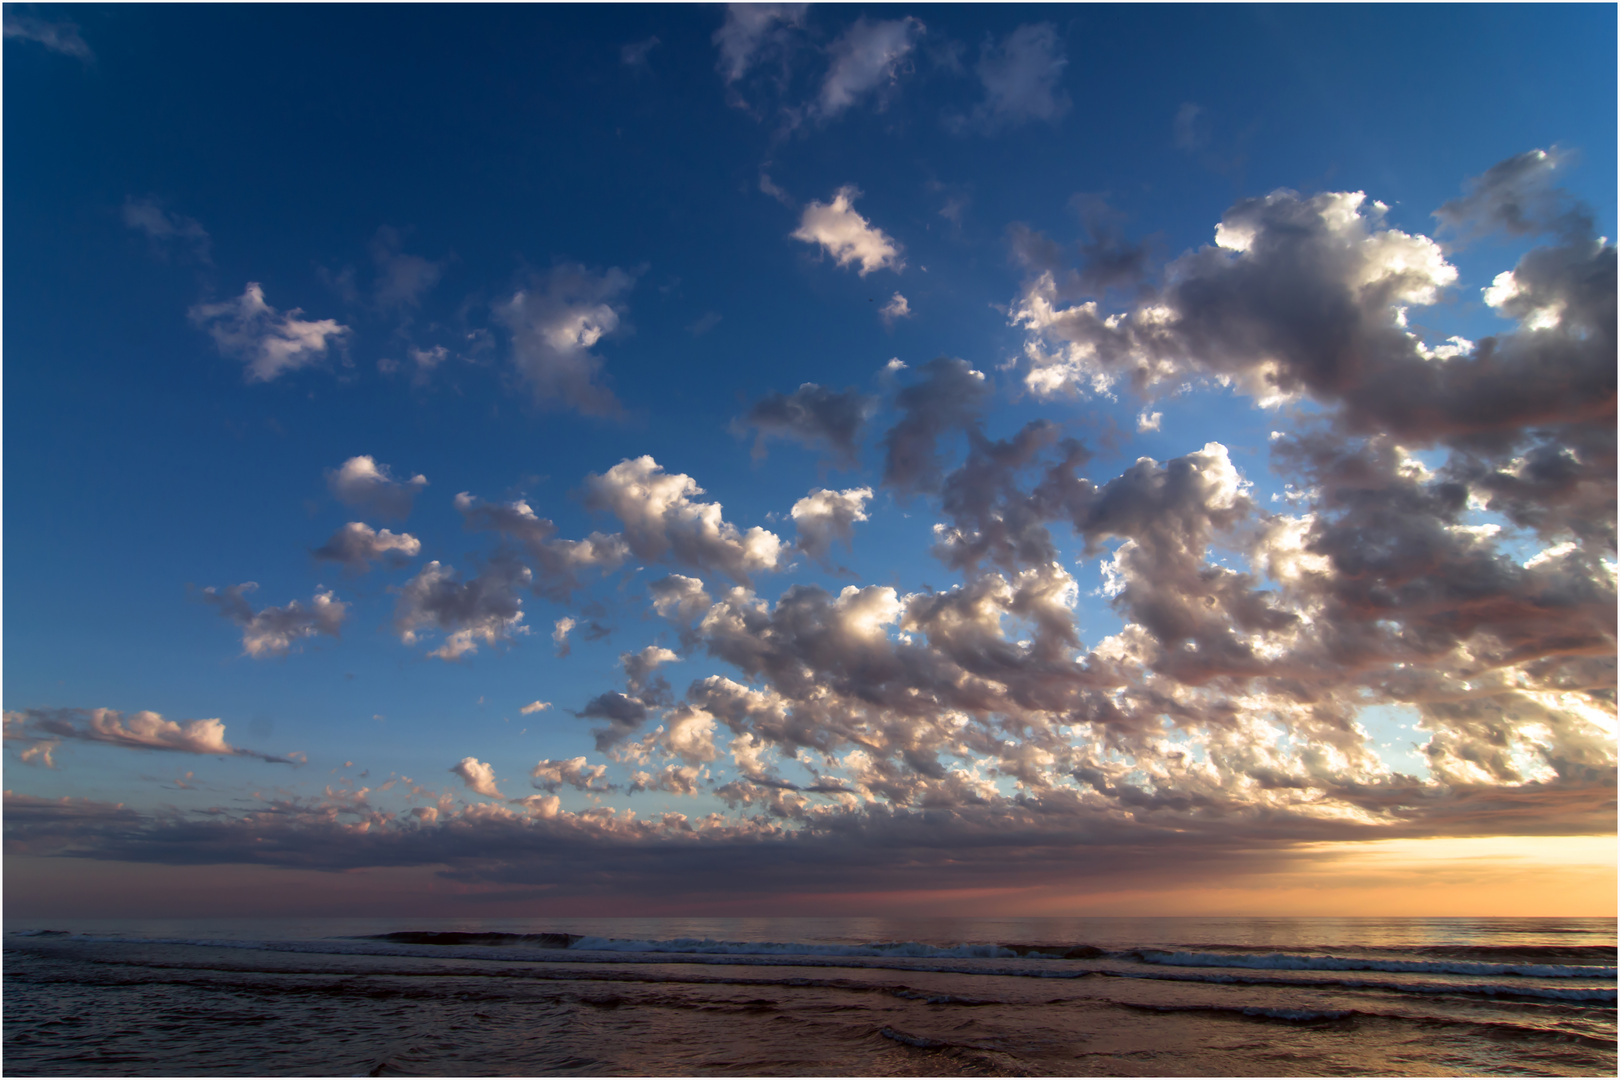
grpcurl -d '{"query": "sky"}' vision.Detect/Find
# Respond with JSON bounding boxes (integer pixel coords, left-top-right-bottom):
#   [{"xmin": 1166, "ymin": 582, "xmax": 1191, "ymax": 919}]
[{"xmin": 3, "ymin": 4, "xmax": 1615, "ymax": 919}]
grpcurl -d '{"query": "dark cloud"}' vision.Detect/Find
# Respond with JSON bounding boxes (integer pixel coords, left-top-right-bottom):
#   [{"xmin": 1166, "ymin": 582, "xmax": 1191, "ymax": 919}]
[
  {"xmin": 881, "ymin": 356, "xmax": 992, "ymax": 494},
  {"xmin": 733, "ymin": 383, "xmax": 876, "ymax": 468},
  {"xmin": 393, "ymin": 558, "xmax": 529, "ymax": 661}
]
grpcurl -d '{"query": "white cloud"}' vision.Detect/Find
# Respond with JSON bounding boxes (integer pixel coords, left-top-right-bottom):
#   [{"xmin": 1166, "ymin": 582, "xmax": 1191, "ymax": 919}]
[
  {"xmin": 792, "ymin": 186, "xmax": 904, "ymax": 276},
  {"xmin": 553, "ymin": 616, "xmax": 577, "ymax": 657},
  {"xmin": 189, "ymin": 284, "xmax": 351, "ymax": 383},
  {"xmin": 818, "ymin": 17, "xmax": 924, "ymax": 118},
  {"xmin": 879, "ymin": 292, "xmax": 911, "ymax": 325},
  {"xmin": 1136, "ymin": 410, "xmax": 1163, "ymax": 432},
  {"xmin": 714, "ymin": 3, "xmax": 806, "ymax": 83},
  {"xmin": 792, "ymin": 487, "xmax": 873, "ymax": 563},
  {"xmin": 3, "ymin": 12, "xmax": 91, "ymax": 59},
  {"xmin": 520, "ymin": 700, "xmax": 552, "ymax": 715},
  {"xmin": 583, "ymin": 456, "xmax": 785, "ymax": 583},
  {"xmin": 450, "ymin": 756, "xmax": 504, "ymax": 799},
  {"xmin": 202, "ymin": 583, "xmax": 348, "ymax": 659},
  {"xmin": 312, "ymin": 522, "xmax": 421, "ymax": 571},
  {"xmin": 493, "ymin": 264, "xmax": 633, "ymax": 414},
  {"xmin": 122, "ymin": 197, "xmax": 211, "ymax": 262},
  {"xmin": 620, "ymin": 36, "xmax": 660, "ymax": 68},
  {"xmin": 648, "ymin": 575, "xmax": 713, "ymax": 624},
  {"xmin": 327, "ymin": 456, "xmax": 428, "ymax": 520}
]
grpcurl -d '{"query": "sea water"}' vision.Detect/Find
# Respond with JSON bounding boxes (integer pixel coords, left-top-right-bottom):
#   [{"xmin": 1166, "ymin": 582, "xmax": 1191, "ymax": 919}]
[{"xmin": 5, "ymin": 916, "xmax": 1614, "ymax": 1076}]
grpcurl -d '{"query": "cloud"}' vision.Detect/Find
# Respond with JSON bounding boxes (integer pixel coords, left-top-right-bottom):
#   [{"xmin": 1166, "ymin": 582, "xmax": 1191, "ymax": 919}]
[
  {"xmin": 1434, "ymin": 148, "xmax": 1588, "ymax": 241},
  {"xmin": 520, "ymin": 700, "xmax": 552, "ymax": 715},
  {"xmin": 686, "ymin": 311, "xmax": 722, "ymax": 336},
  {"xmin": 493, "ymin": 264, "xmax": 633, "ymax": 415},
  {"xmin": 455, "ymin": 491, "xmax": 630, "ymax": 598},
  {"xmin": 189, "ymin": 284, "xmax": 351, "ymax": 383},
  {"xmin": 327, "ymin": 456, "xmax": 428, "ymax": 520},
  {"xmin": 582, "ymin": 456, "xmax": 784, "ymax": 583},
  {"xmin": 1172, "ymin": 102, "xmax": 1208, "ymax": 151},
  {"xmin": 579, "ymin": 692, "xmax": 651, "ymax": 752},
  {"xmin": 394, "ymin": 560, "xmax": 530, "ymax": 661},
  {"xmin": 791, "ymin": 186, "xmax": 904, "ymax": 275},
  {"xmin": 451, "ymin": 757, "xmax": 505, "ymax": 799},
  {"xmin": 881, "ymin": 356, "xmax": 992, "ymax": 494},
  {"xmin": 552, "ymin": 617, "xmax": 576, "ymax": 657},
  {"xmin": 532, "ymin": 756, "xmax": 613, "ymax": 793},
  {"xmin": 648, "ymin": 575, "xmax": 713, "ymax": 624},
  {"xmin": 791, "ymin": 487, "xmax": 872, "ymax": 563},
  {"xmin": 1010, "ymin": 155, "xmax": 1615, "ymax": 454},
  {"xmin": 733, "ymin": 382, "xmax": 876, "ymax": 467},
  {"xmin": 3, "ymin": 12, "xmax": 91, "ymax": 59},
  {"xmin": 312, "ymin": 522, "xmax": 421, "ymax": 572},
  {"xmin": 370, "ymin": 226, "xmax": 443, "ymax": 310},
  {"xmin": 714, "ymin": 3, "xmax": 806, "ymax": 83},
  {"xmin": 954, "ymin": 23, "xmax": 1070, "ymax": 133},
  {"xmin": 879, "ymin": 292, "xmax": 911, "ymax": 325},
  {"xmin": 4, "ymin": 707, "xmax": 295, "ymax": 764},
  {"xmin": 122, "ymin": 197, "xmax": 211, "ymax": 262},
  {"xmin": 1136, "ymin": 410, "xmax": 1162, "ymax": 433},
  {"xmin": 818, "ymin": 17, "xmax": 924, "ymax": 118},
  {"xmin": 202, "ymin": 583, "xmax": 348, "ymax": 659},
  {"xmin": 620, "ymin": 36, "xmax": 660, "ymax": 67}
]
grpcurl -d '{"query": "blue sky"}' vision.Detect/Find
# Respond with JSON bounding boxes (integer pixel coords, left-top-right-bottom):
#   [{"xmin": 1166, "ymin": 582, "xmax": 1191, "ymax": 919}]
[{"xmin": 4, "ymin": 4, "xmax": 1615, "ymax": 917}]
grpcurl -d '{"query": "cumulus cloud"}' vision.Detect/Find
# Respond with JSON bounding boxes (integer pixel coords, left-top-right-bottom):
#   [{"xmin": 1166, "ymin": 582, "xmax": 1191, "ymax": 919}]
[
  {"xmin": 714, "ymin": 3, "xmax": 806, "ymax": 83},
  {"xmin": 520, "ymin": 701, "xmax": 552, "ymax": 716},
  {"xmin": 203, "ymin": 583, "xmax": 347, "ymax": 659},
  {"xmin": 14, "ymin": 153, "xmax": 1612, "ymax": 905},
  {"xmin": 792, "ymin": 487, "xmax": 872, "ymax": 563},
  {"xmin": 582, "ymin": 456, "xmax": 784, "ymax": 583},
  {"xmin": 5, "ymin": 707, "xmax": 295, "ymax": 764},
  {"xmin": 450, "ymin": 757, "xmax": 505, "ymax": 799},
  {"xmin": 394, "ymin": 560, "xmax": 529, "ymax": 661},
  {"xmin": 122, "ymin": 197, "xmax": 211, "ymax": 262},
  {"xmin": 648, "ymin": 575, "xmax": 713, "ymax": 624},
  {"xmin": 1011, "ymin": 154, "xmax": 1615, "ymax": 459},
  {"xmin": 189, "ymin": 284, "xmax": 351, "ymax": 383},
  {"xmin": 532, "ymin": 756, "xmax": 613, "ymax": 793},
  {"xmin": 818, "ymin": 17, "xmax": 924, "ymax": 118},
  {"xmin": 881, "ymin": 356, "xmax": 992, "ymax": 494},
  {"xmin": 312, "ymin": 522, "xmax": 421, "ymax": 572},
  {"xmin": 792, "ymin": 186, "xmax": 904, "ymax": 276},
  {"xmin": 326, "ymin": 456, "xmax": 428, "ymax": 520},
  {"xmin": 733, "ymin": 382, "xmax": 876, "ymax": 467},
  {"xmin": 954, "ymin": 23, "xmax": 1070, "ymax": 133},
  {"xmin": 493, "ymin": 264, "xmax": 633, "ymax": 415},
  {"xmin": 455, "ymin": 491, "xmax": 629, "ymax": 599},
  {"xmin": 553, "ymin": 616, "xmax": 577, "ymax": 656},
  {"xmin": 3, "ymin": 12, "xmax": 91, "ymax": 59}
]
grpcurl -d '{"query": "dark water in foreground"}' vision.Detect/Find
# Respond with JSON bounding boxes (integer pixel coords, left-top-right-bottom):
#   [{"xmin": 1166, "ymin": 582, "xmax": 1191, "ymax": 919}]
[{"xmin": 4, "ymin": 917, "xmax": 1614, "ymax": 1076}]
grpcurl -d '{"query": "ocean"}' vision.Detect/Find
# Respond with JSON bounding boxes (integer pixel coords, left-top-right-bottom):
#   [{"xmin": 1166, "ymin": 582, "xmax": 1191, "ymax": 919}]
[{"xmin": 4, "ymin": 916, "xmax": 1614, "ymax": 1076}]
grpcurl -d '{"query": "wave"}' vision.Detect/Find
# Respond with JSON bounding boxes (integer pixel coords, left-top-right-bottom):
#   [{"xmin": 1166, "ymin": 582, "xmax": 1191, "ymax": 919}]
[
  {"xmin": 361, "ymin": 931, "xmax": 1083, "ymax": 960},
  {"xmin": 14, "ymin": 932, "xmax": 1615, "ymax": 1004},
  {"xmin": 1132, "ymin": 949, "xmax": 1616, "ymax": 980}
]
